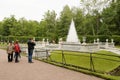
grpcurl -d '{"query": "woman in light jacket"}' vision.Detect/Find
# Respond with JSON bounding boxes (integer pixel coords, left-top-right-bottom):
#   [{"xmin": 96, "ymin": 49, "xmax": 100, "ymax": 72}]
[{"xmin": 7, "ymin": 42, "xmax": 14, "ymax": 62}]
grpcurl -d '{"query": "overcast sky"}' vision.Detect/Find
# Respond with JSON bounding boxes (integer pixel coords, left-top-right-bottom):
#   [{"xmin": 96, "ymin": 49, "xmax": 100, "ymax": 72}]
[{"xmin": 0, "ymin": 0, "xmax": 80, "ymax": 21}]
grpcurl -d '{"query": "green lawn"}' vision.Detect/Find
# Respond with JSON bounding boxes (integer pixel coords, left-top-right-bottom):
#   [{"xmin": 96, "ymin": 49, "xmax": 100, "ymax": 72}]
[
  {"xmin": 0, "ymin": 43, "xmax": 7, "ymax": 49},
  {"xmin": 116, "ymin": 46, "xmax": 120, "ymax": 49},
  {"xmin": 49, "ymin": 50, "xmax": 120, "ymax": 80}
]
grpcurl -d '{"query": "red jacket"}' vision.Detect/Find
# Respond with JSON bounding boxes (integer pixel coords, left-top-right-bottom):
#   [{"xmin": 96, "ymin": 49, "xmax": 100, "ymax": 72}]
[{"xmin": 14, "ymin": 44, "xmax": 20, "ymax": 53}]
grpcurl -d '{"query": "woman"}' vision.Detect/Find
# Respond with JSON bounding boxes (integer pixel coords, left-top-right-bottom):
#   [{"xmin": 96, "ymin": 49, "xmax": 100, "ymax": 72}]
[
  {"xmin": 7, "ymin": 42, "xmax": 14, "ymax": 62},
  {"xmin": 14, "ymin": 40, "xmax": 21, "ymax": 63}
]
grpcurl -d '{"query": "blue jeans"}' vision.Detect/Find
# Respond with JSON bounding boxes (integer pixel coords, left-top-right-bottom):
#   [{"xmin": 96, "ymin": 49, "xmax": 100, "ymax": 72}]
[
  {"xmin": 28, "ymin": 49, "xmax": 34, "ymax": 62},
  {"xmin": 15, "ymin": 52, "xmax": 19, "ymax": 62}
]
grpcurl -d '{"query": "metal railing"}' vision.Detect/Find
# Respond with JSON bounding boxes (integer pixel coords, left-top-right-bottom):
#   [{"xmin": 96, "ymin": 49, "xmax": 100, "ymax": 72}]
[{"xmin": 34, "ymin": 50, "xmax": 120, "ymax": 74}]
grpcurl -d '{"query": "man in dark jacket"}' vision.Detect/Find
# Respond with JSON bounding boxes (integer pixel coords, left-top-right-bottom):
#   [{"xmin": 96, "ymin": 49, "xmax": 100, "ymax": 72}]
[{"xmin": 27, "ymin": 38, "xmax": 36, "ymax": 63}]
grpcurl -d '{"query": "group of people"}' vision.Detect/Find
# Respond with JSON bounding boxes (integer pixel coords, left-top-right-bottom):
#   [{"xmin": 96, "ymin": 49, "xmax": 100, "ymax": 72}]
[{"xmin": 6, "ymin": 38, "xmax": 36, "ymax": 63}]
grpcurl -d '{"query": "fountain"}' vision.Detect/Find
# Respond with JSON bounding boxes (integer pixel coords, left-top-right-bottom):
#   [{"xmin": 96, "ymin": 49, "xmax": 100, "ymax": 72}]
[
  {"xmin": 61, "ymin": 19, "xmax": 99, "ymax": 52},
  {"xmin": 66, "ymin": 19, "xmax": 80, "ymax": 44},
  {"xmin": 61, "ymin": 19, "xmax": 81, "ymax": 51}
]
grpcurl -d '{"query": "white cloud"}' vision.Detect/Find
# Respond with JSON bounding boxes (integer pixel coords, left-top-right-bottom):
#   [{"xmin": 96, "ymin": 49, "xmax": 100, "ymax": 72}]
[{"xmin": 0, "ymin": 0, "xmax": 80, "ymax": 21}]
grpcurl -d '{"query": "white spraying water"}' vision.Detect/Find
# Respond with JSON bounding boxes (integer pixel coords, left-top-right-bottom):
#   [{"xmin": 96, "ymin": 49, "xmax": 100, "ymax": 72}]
[{"xmin": 66, "ymin": 19, "xmax": 80, "ymax": 43}]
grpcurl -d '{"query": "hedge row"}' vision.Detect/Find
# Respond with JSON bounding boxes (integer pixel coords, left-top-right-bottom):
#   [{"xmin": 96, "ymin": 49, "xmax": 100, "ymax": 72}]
[
  {"xmin": 0, "ymin": 35, "xmax": 120, "ymax": 45},
  {"xmin": 81, "ymin": 35, "xmax": 120, "ymax": 45}
]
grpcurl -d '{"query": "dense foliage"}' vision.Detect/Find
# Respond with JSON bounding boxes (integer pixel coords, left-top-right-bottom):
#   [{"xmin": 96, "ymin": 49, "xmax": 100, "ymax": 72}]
[{"xmin": 0, "ymin": 0, "xmax": 119, "ymax": 43}]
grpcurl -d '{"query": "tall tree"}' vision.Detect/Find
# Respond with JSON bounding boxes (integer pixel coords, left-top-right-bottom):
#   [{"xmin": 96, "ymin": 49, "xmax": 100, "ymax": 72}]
[
  {"xmin": 37, "ymin": 20, "xmax": 47, "ymax": 37},
  {"xmin": 2, "ymin": 15, "xmax": 18, "ymax": 36},
  {"xmin": 80, "ymin": 0, "xmax": 112, "ymax": 35},
  {"xmin": 0, "ymin": 21, "xmax": 3, "ymax": 35},
  {"xmin": 101, "ymin": 0, "xmax": 120, "ymax": 35},
  {"xmin": 43, "ymin": 10, "xmax": 57, "ymax": 41},
  {"xmin": 114, "ymin": 0, "xmax": 120, "ymax": 35},
  {"xmin": 58, "ymin": 5, "xmax": 73, "ymax": 38},
  {"xmin": 18, "ymin": 18, "xmax": 28, "ymax": 36},
  {"xmin": 72, "ymin": 7, "xmax": 84, "ymax": 35},
  {"xmin": 18, "ymin": 18, "xmax": 39, "ymax": 36}
]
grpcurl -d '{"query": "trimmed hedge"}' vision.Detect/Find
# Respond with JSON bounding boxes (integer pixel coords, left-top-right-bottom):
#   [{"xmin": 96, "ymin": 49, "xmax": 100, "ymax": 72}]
[
  {"xmin": 112, "ymin": 35, "xmax": 120, "ymax": 45},
  {"xmin": 0, "ymin": 35, "xmax": 120, "ymax": 45},
  {"xmin": 79, "ymin": 35, "xmax": 119, "ymax": 45}
]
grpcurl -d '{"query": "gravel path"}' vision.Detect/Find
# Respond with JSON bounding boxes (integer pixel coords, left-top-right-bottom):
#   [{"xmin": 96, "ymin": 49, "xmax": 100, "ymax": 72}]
[{"xmin": 0, "ymin": 49, "xmax": 104, "ymax": 80}]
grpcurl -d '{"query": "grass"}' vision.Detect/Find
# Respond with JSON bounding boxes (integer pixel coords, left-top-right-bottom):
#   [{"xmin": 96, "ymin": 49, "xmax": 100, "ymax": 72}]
[
  {"xmin": 48, "ymin": 50, "xmax": 120, "ymax": 80},
  {"xmin": 50, "ymin": 50, "xmax": 120, "ymax": 72},
  {"xmin": 0, "ymin": 43, "xmax": 7, "ymax": 49},
  {"xmin": 116, "ymin": 46, "xmax": 120, "ymax": 49}
]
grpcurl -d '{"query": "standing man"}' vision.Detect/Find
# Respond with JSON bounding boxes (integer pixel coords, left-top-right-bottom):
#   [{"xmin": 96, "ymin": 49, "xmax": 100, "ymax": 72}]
[{"xmin": 27, "ymin": 38, "xmax": 36, "ymax": 63}]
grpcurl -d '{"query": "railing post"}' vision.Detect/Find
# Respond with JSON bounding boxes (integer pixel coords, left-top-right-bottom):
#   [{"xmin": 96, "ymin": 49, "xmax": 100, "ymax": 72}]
[
  {"xmin": 90, "ymin": 52, "xmax": 95, "ymax": 72},
  {"xmin": 46, "ymin": 49, "xmax": 52, "ymax": 61},
  {"xmin": 62, "ymin": 50, "xmax": 66, "ymax": 65},
  {"xmin": 46, "ymin": 50, "xmax": 48, "ymax": 60}
]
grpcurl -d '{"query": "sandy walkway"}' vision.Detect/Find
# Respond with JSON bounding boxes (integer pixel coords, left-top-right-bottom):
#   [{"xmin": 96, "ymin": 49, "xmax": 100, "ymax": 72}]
[{"xmin": 0, "ymin": 49, "xmax": 104, "ymax": 80}]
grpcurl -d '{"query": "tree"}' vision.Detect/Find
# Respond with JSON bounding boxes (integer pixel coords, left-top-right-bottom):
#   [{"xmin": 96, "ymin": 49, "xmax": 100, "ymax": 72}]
[
  {"xmin": 18, "ymin": 18, "xmax": 39, "ymax": 36},
  {"xmin": 42, "ymin": 10, "xmax": 57, "ymax": 41},
  {"xmin": 101, "ymin": 0, "xmax": 120, "ymax": 35},
  {"xmin": 72, "ymin": 7, "xmax": 84, "ymax": 35},
  {"xmin": 80, "ymin": 0, "xmax": 112, "ymax": 35},
  {"xmin": 2, "ymin": 15, "xmax": 18, "ymax": 36},
  {"xmin": 36, "ymin": 20, "xmax": 47, "ymax": 37},
  {"xmin": 114, "ymin": 0, "xmax": 120, "ymax": 35},
  {"xmin": 0, "ymin": 21, "xmax": 3, "ymax": 35},
  {"xmin": 18, "ymin": 18, "xmax": 28, "ymax": 36},
  {"xmin": 58, "ymin": 5, "xmax": 73, "ymax": 38}
]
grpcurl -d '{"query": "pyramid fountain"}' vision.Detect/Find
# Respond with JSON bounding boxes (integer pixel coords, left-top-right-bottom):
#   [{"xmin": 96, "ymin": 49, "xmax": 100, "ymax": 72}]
[
  {"xmin": 61, "ymin": 19, "xmax": 99, "ymax": 52},
  {"xmin": 66, "ymin": 19, "xmax": 80, "ymax": 44}
]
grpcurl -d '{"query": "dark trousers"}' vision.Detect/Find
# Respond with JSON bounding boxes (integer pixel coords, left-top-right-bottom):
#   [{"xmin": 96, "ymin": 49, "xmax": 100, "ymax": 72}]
[
  {"xmin": 8, "ymin": 53, "xmax": 13, "ymax": 62},
  {"xmin": 14, "ymin": 52, "xmax": 19, "ymax": 62},
  {"xmin": 28, "ymin": 49, "xmax": 34, "ymax": 62},
  {"xmin": 14, "ymin": 53, "xmax": 21, "ymax": 58}
]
